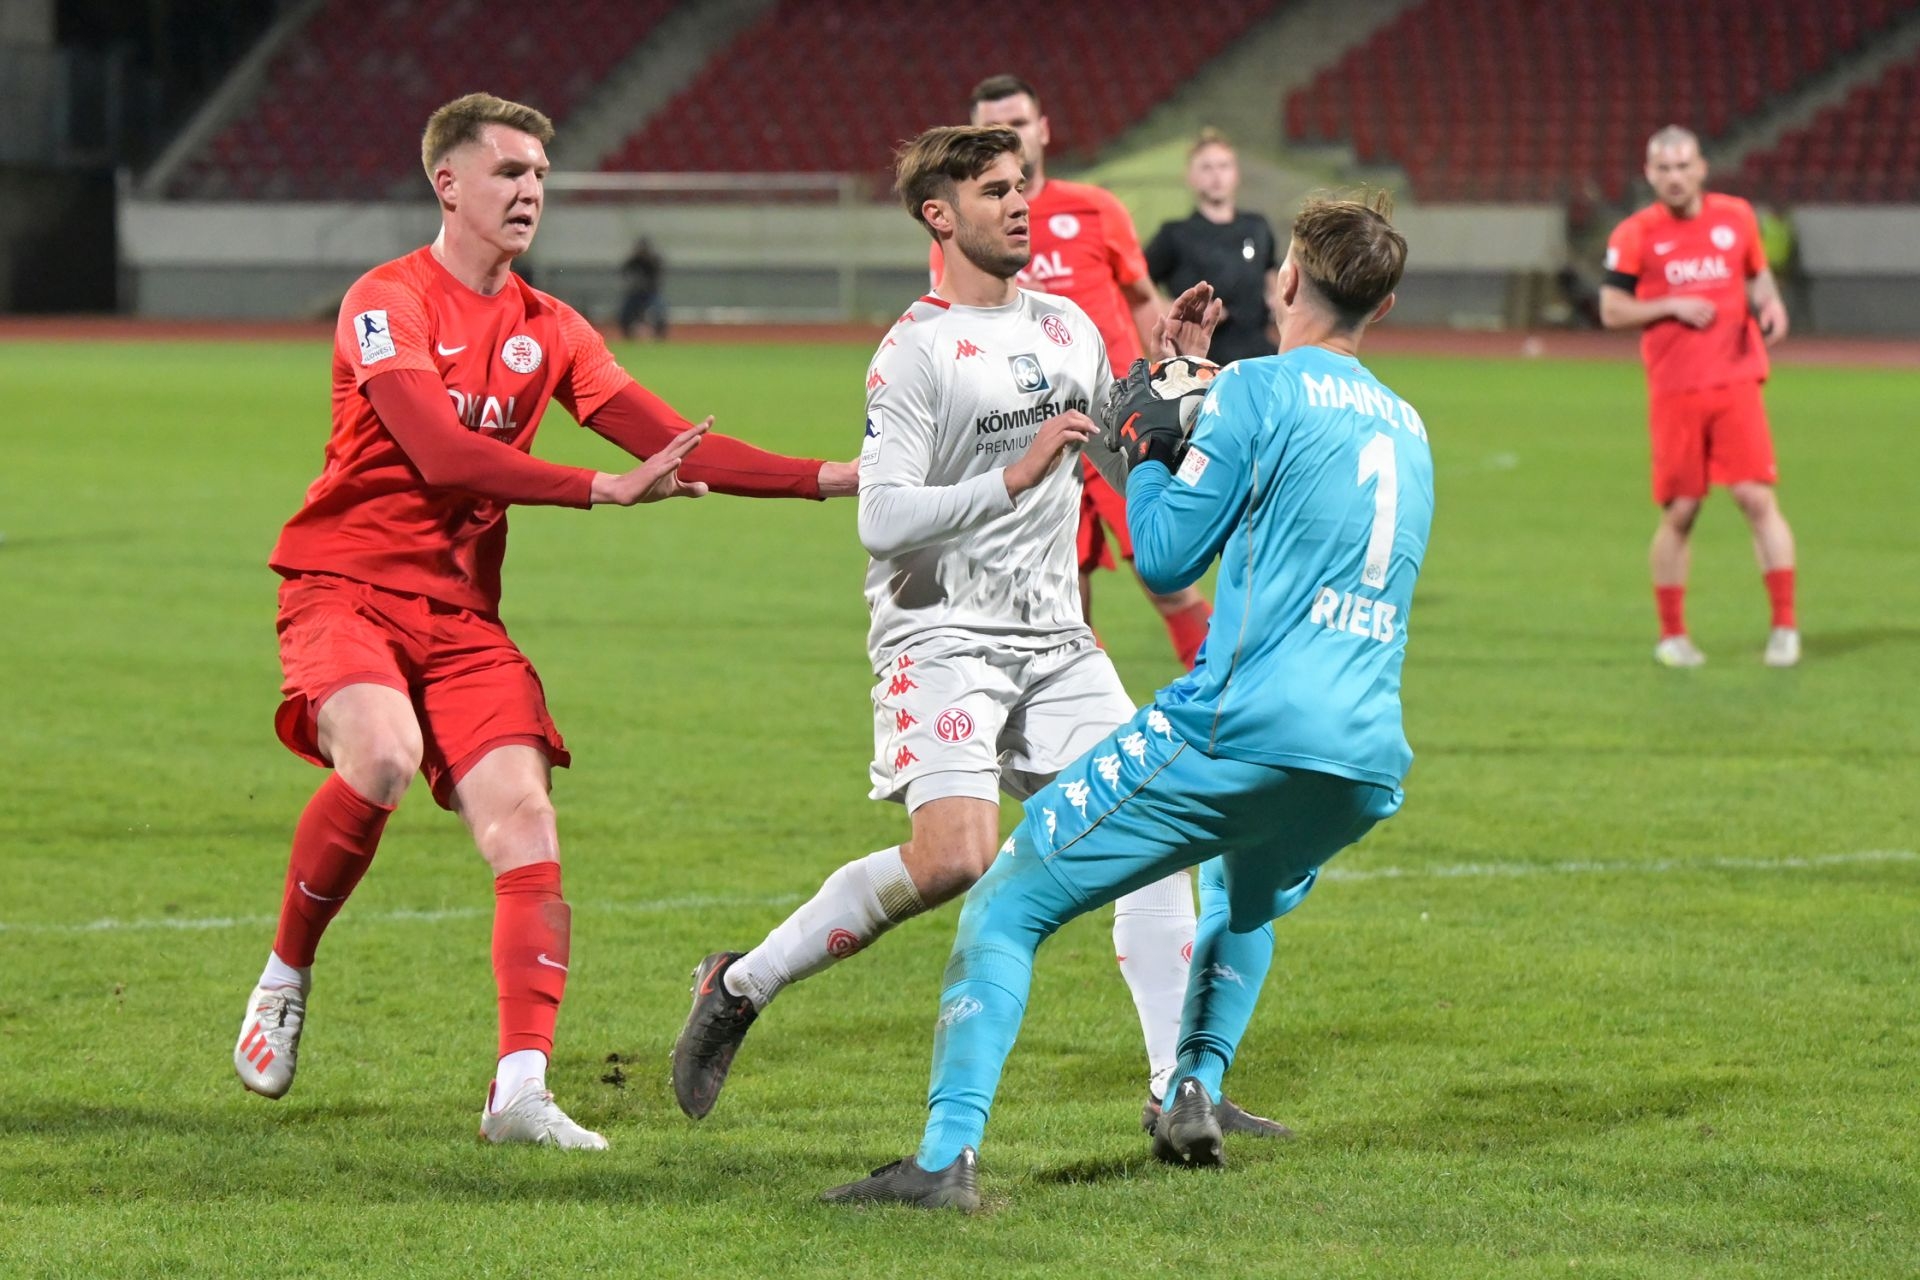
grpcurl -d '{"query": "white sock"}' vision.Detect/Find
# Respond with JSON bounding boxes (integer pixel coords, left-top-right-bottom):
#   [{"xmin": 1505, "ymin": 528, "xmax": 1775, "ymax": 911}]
[
  {"xmin": 491, "ymin": 1049, "xmax": 547, "ymax": 1111},
  {"xmin": 258, "ymin": 951, "xmax": 310, "ymax": 993},
  {"xmin": 725, "ymin": 846, "xmax": 924, "ymax": 1010},
  {"xmin": 1113, "ymin": 870, "xmax": 1196, "ymax": 1093}
]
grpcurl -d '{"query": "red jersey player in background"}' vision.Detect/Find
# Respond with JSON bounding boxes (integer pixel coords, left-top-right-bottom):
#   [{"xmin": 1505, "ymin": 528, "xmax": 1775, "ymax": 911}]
[
  {"xmin": 930, "ymin": 75, "xmax": 1213, "ymax": 669},
  {"xmin": 232, "ymin": 92, "xmax": 856, "ymax": 1147},
  {"xmin": 1601, "ymin": 126, "xmax": 1799, "ymax": 668}
]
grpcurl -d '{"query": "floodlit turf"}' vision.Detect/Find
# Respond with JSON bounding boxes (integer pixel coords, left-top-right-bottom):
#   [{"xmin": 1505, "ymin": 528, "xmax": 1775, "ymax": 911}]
[{"xmin": 1, "ymin": 338, "xmax": 1915, "ymax": 1278}]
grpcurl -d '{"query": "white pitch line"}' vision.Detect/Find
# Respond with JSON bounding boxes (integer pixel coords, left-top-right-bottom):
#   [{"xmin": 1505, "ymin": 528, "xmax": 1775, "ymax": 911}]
[{"xmin": 1, "ymin": 851, "xmax": 1912, "ymax": 938}]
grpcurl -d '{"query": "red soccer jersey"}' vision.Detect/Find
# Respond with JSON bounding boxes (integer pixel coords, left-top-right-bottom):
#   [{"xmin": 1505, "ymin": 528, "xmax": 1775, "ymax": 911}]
[
  {"xmin": 930, "ymin": 177, "xmax": 1149, "ymax": 376},
  {"xmin": 1604, "ymin": 193, "xmax": 1769, "ymax": 395},
  {"xmin": 270, "ymin": 247, "xmax": 629, "ymax": 615}
]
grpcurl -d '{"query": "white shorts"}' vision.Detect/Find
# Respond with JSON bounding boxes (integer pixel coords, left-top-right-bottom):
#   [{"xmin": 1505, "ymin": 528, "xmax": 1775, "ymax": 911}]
[{"xmin": 868, "ymin": 637, "xmax": 1135, "ymax": 810}]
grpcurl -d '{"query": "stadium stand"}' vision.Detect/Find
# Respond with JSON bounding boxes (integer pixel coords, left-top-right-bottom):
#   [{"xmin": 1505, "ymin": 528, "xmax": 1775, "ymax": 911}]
[
  {"xmin": 600, "ymin": 0, "xmax": 1284, "ymax": 184},
  {"xmin": 167, "ymin": 0, "xmax": 678, "ymax": 199},
  {"xmin": 1286, "ymin": 0, "xmax": 1920, "ymax": 205},
  {"xmin": 1733, "ymin": 51, "xmax": 1920, "ymax": 202}
]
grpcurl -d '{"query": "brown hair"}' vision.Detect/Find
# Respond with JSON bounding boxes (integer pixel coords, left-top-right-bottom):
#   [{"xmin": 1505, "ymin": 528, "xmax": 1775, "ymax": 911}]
[
  {"xmin": 894, "ymin": 125, "xmax": 1024, "ymax": 237},
  {"xmin": 969, "ymin": 74, "xmax": 1039, "ymax": 111},
  {"xmin": 1189, "ymin": 126, "xmax": 1233, "ymax": 160},
  {"xmin": 1290, "ymin": 191, "xmax": 1406, "ymax": 325},
  {"xmin": 420, "ymin": 92, "xmax": 554, "ymax": 179}
]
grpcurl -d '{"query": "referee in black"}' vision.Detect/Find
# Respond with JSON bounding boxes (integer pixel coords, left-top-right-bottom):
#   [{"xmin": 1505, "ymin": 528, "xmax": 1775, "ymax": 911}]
[{"xmin": 1144, "ymin": 128, "xmax": 1280, "ymax": 364}]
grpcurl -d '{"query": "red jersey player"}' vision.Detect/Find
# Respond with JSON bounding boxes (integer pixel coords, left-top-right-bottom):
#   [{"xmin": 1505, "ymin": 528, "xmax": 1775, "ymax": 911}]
[
  {"xmin": 232, "ymin": 93, "xmax": 855, "ymax": 1147},
  {"xmin": 1601, "ymin": 126, "xmax": 1798, "ymax": 668},
  {"xmin": 930, "ymin": 75, "xmax": 1213, "ymax": 669}
]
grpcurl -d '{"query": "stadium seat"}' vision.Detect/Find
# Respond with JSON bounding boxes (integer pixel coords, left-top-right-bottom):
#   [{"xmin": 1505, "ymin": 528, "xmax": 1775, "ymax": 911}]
[{"xmin": 1283, "ymin": 0, "xmax": 1920, "ymax": 204}]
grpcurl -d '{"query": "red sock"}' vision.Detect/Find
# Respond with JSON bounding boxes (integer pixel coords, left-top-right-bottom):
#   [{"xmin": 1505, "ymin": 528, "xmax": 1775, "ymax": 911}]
[
  {"xmin": 492, "ymin": 862, "xmax": 569, "ymax": 1057},
  {"xmin": 1655, "ymin": 585, "xmax": 1687, "ymax": 640},
  {"xmin": 272, "ymin": 773, "xmax": 393, "ymax": 967},
  {"xmin": 1764, "ymin": 568, "xmax": 1796, "ymax": 629},
  {"xmin": 1164, "ymin": 601, "xmax": 1212, "ymax": 669}
]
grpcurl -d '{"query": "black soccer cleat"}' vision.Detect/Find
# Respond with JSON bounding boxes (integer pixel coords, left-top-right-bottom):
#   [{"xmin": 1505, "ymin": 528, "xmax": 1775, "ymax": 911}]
[
  {"xmin": 1142, "ymin": 1089, "xmax": 1295, "ymax": 1140},
  {"xmin": 821, "ymin": 1148, "xmax": 981, "ymax": 1212},
  {"xmin": 670, "ymin": 951, "xmax": 759, "ymax": 1119},
  {"xmin": 1151, "ymin": 1079, "xmax": 1226, "ymax": 1168}
]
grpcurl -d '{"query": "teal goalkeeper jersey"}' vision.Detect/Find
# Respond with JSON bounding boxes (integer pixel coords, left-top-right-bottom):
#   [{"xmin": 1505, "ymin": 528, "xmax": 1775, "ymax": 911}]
[{"xmin": 1126, "ymin": 345, "xmax": 1435, "ymax": 787}]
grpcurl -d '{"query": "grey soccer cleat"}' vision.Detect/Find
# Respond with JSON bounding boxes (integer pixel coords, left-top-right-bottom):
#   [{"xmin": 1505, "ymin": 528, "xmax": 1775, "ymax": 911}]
[
  {"xmin": 234, "ymin": 981, "xmax": 307, "ymax": 1099},
  {"xmin": 478, "ymin": 1079, "xmax": 608, "ymax": 1150},
  {"xmin": 1152, "ymin": 1079, "xmax": 1226, "ymax": 1168},
  {"xmin": 1142, "ymin": 1090, "xmax": 1294, "ymax": 1140},
  {"xmin": 821, "ymin": 1148, "xmax": 980, "ymax": 1212},
  {"xmin": 670, "ymin": 951, "xmax": 758, "ymax": 1119}
]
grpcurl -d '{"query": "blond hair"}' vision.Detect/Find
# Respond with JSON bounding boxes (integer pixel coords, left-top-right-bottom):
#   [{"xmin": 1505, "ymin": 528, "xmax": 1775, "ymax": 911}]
[
  {"xmin": 1646, "ymin": 124, "xmax": 1701, "ymax": 157},
  {"xmin": 1189, "ymin": 126, "xmax": 1233, "ymax": 160},
  {"xmin": 1290, "ymin": 191, "xmax": 1407, "ymax": 326},
  {"xmin": 893, "ymin": 125, "xmax": 1023, "ymax": 238},
  {"xmin": 420, "ymin": 92, "xmax": 554, "ymax": 179}
]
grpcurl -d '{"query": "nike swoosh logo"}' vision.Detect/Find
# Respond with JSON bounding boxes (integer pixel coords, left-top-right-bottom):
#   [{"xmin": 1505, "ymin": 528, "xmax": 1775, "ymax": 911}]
[
  {"xmin": 1653, "ymin": 242, "xmax": 1676, "ymax": 254},
  {"xmin": 297, "ymin": 880, "xmax": 347, "ymax": 902},
  {"xmin": 436, "ymin": 342, "xmax": 467, "ymax": 356},
  {"xmin": 536, "ymin": 953, "xmax": 569, "ymax": 971}
]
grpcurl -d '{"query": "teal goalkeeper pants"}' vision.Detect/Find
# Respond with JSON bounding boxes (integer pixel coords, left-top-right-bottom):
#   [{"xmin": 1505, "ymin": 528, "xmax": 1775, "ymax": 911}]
[{"xmin": 918, "ymin": 705, "xmax": 1401, "ymax": 1168}]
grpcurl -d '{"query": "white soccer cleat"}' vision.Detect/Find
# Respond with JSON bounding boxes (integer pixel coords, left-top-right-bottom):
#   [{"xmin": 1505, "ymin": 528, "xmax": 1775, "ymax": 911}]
[
  {"xmin": 1654, "ymin": 635, "xmax": 1707, "ymax": 668},
  {"xmin": 479, "ymin": 1080, "xmax": 609, "ymax": 1150},
  {"xmin": 1763, "ymin": 627, "xmax": 1802, "ymax": 668},
  {"xmin": 234, "ymin": 982, "xmax": 306, "ymax": 1099}
]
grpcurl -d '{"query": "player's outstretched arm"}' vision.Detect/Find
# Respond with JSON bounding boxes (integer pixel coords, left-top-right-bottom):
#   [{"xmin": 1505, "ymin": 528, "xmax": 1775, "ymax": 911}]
[
  {"xmin": 585, "ymin": 381, "xmax": 856, "ymax": 499},
  {"xmin": 1149, "ymin": 282, "xmax": 1225, "ymax": 359},
  {"xmin": 589, "ymin": 422, "xmax": 710, "ymax": 505},
  {"xmin": 368, "ymin": 370, "xmax": 597, "ymax": 508}
]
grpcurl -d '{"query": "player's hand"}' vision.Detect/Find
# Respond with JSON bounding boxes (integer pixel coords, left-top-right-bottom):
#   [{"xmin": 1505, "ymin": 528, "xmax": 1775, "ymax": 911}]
[
  {"xmin": 1100, "ymin": 358, "xmax": 1190, "ymax": 476},
  {"xmin": 593, "ymin": 420, "xmax": 711, "ymax": 505},
  {"xmin": 817, "ymin": 459, "xmax": 859, "ymax": 497},
  {"xmin": 1004, "ymin": 410, "xmax": 1098, "ymax": 498},
  {"xmin": 1151, "ymin": 282, "xmax": 1225, "ymax": 359},
  {"xmin": 1666, "ymin": 296, "xmax": 1716, "ymax": 329},
  {"xmin": 1756, "ymin": 297, "xmax": 1790, "ymax": 345}
]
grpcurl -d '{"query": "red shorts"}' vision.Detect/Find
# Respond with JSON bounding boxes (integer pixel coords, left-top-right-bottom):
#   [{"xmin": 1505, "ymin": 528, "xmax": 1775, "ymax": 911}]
[
  {"xmin": 273, "ymin": 574, "xmax": 570, "ymax": 809},
  {"xmin": 1077, "ymin": 463, "xmax": 1132, "ymax": 573},
  {"xmin": 1648, "ymin": 380, "xmax": 1777, "ymax": 505}
]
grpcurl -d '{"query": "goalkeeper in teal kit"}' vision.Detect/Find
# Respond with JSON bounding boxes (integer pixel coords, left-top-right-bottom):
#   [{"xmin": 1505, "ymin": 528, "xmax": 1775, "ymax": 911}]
[{"xmin": 825, "ymin": 193, "xmax": 1433, "ymax": 1211}]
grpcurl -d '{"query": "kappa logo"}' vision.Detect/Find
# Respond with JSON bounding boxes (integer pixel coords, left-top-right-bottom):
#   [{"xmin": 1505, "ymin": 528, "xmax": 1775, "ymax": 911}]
[
  {"xmin": 1008, "ymin": 353, "xmax": 1050, "ymax": 394},
  {"xmin": 955, "ymin": 339, "xmax": 984, "ymax": 359},
  {"xmin": 895, "ymin": 709, "xmax": 917, "ymax": 732},
  {"xmin": 1042, "ymin": 314, "xmax": 1073, "ymax": 347},
  {"xmin": 1063, "ymin": 778, "xmax": 1091, "ymax": 815},
  {"xmin": 999, "ymin": 833, "xmax": 1017, "ymax": 857},
  {"xmin": 1147, "ymin": 709, "xmax": 1173, "ymax": 738},
  {"xmin": 826, "ymin": 928, "xmax": 863, "ymax": 958},
  {"xmin": 935, "ymin": 708, "xmax": 975, "ymax": 743},
  {"xmin": 1043, "ymin": 808, "xmax": 1058, "ymax": 837},
  {"xmin": 894, "ymin": 746, "xmax": 918, "ymax": 771},
  {"xmin": 1048, "ymin": 213, "xmax": 1081, "ymax": 239},
  {"xmin": 938, "ymin": 995, "xmax": 984, "ymax": 1028},
  {"xmin": 887, "ymin": 672, "xmax": 917, "ymax": 697},
  {"xmin": 1710, "ymin": 225, "xmax": 1736, "ymax": 251},
  {"xmin": 501, "ymin": 334, "xmax": 542, "ymax": 375},
  {"xmin": 1119, "ymin": 731, "xmax": 1148, "ymax": 762},
  {"xmin": 1095, "ymin": 754, "xmax": 1121, "ymax": 785},
  {"xmin": 867, "ymin": 368, "xmax": 887, "ymax": 391}
]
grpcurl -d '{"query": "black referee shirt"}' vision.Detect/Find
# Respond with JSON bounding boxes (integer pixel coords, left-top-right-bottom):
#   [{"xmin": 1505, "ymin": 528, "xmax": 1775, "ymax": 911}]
[{"xmin": 1145, "ymin": 209, "xmax": 1279, "ymax": 365}]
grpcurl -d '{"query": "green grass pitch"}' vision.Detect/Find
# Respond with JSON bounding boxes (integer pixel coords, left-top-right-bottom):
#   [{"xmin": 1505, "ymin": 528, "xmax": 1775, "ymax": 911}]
[{"xmin": 1, "ymin": 337, "xmax": 1915, "ymax": 1278}]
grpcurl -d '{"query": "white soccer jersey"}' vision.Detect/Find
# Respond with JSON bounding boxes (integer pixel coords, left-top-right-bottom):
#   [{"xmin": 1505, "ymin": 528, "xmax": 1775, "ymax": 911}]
[{"xmin": 858, "ymin": 289, "xmax": 1114, "ymax": 670}]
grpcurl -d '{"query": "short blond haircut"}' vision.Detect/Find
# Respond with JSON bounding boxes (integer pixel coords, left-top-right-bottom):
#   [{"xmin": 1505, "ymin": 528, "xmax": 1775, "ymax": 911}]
[
  {"xmin": 420, "ymin": 92, "xmax": 554, "ymax": 179},
  {"xmin": 893, "ymin": 125, "xmax": 1023, "ymax": 238},
  {"xmin": 1189, "ymin": 126, "xmax": 1233, "ymax": 160},
  {"xmin": 1290, "ymin": 191, "xmax": 1406, "ymax": 326}
]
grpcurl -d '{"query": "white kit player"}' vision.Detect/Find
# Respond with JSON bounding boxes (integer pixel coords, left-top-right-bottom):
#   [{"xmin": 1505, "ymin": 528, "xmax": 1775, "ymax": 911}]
[{"xmin": 672, "ymin": 125, "xmax": 1289, "ymax": 1139}]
